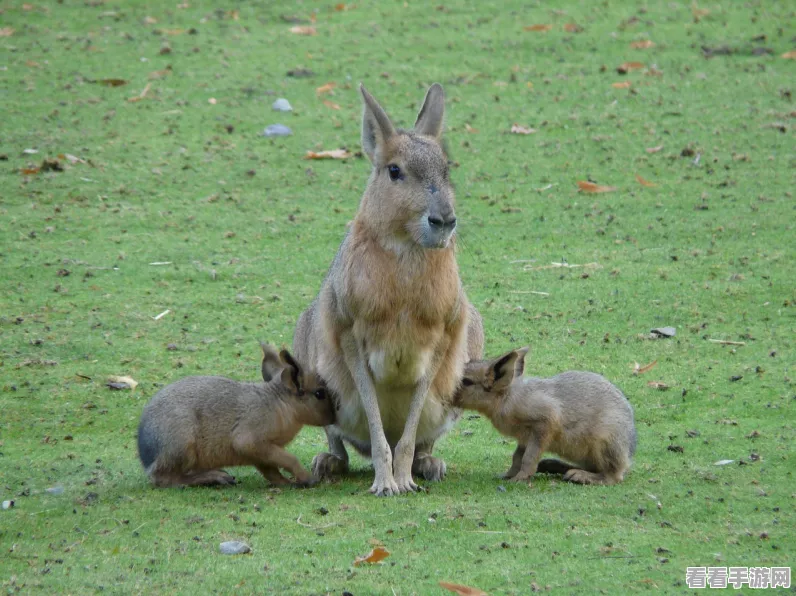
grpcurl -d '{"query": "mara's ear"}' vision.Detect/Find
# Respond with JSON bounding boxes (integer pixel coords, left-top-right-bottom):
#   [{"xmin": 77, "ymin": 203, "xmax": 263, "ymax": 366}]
[
  {"xmin": 260, "ymin": 342, "xmax": 283, "ymax": 383},
  {"xmin": 360, "ymin": 84, "xmax": 396, "ymax": 163},
  {"xmin": 491, "ymin": 350, "xmax": 520, "ymax": 391},
  {"xmin": 413, "ymin": 83, "xmax": 445, "ymax": 140},
  {"xmin": 279, "ymin": 349, "xmax": 303, "ymax": 394},
  {"xmin": 514, "ymin": 347, "xmax": 530, "ymax": 378}
]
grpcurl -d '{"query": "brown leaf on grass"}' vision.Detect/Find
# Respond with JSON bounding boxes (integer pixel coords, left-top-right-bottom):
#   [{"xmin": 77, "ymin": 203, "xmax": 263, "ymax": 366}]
[
  {"xmin": 335, "ymin": 2, "xmax": 350, "ymax": 10},
  {"xmin": 563, "ymin": 23, "xmax": 583, "ymax": 33},
  {"xmin": 612, "ymin": 81, "xmax": 631, "ymax": 89},
  {"xmin": 510, "ymin": 124, "xmax": 536, "ymax": 135},
  {"xmin": 691, "ymin": 6, "xmax": 710, "ymax": 19},
  {"xmin": 0, "ymin": 27, "xmax": 14, "ymax": 37},
  {"xmin": 161, "ymin": 28, "xmax": 185, "ymax": 35},
  {"xmin": 617, "ymin": 61, "xmax": 645, "ymax": 74},
  {"xmin": 316, "ymin": 82, "xmax": 336, "ymax": 94},
  {"xmin": 524, "ymin": 24, "xmax": 552, "ymax": 32},
  {"xmin": 439, "ymin": 582, "xmax": 488, "ymax": 596},
  {"xmin": 353, "ymin": 546, "xmax": 390, "ymax": 566},
  {"xmin": 633, "ymin": 360, "xmax": 658, "ymax": 375},
  {"xmin": 636, "ymin": 174, "xmax": 656, "ymax": 187},
  {"xmin": 143, "ymin": 15, "xmax": 157, "ymax": 24},
  {"xmin": 304, "ymin": 149, "xmax": 351, "ymax": 160},
  {"xmin": 630, "ymin": 40, "xmax": 655, "ymax": 49},
  {"xmin": 149, "ymin": 66, "xmax": 172, "ymax": 80},
  {"xmin": 21, "ymin": 166, "xmax": 41, "ymax": 175},
  {"xmin": 577, "ymin": 181, "xmax": 616, "ymax": 193},
  {"xmin": 58, "ymin": 153, "xmax": 86, "ymax": 164},
  {"xmin": 290, "ymin": 25, "xmax": 317, "ymax": 35},
  {"xmin": 322, "ymin": 99, "xmax": 341, "ymax": 110},
  {"xmin": 648, "ymin": 381, "xmax": 669, "ymax": 390},
  {"xmin": 646, "ymin": 145, "xmax": 663, "ymax": 154},
  {"xmin": 782, "ymin": 50, "xmax": 796, "ymax": 59},
  {"xmin": 128, "ymin": 83, "xmax": 152, "ymax": 103},
  {"xmin": 96, "ymin": 79, "xmax": 128, "ymax": 87},
  {"xmin": 464, "ymin": 123, "xmax": 479, "ymax": 133}
]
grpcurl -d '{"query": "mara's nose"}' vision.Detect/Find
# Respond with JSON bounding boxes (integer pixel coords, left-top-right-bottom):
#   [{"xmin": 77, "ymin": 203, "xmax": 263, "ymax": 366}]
[{"xmin": 428, "ymin": 214, "xmax": 457, "ymax": 229}]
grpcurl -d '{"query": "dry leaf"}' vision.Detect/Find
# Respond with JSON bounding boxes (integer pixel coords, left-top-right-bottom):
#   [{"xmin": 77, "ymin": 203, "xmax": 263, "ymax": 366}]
[
  {"xmin": 633, "ymin": 360, "xmax": 658, "ymax": 375},
  {"xmin": 304, "ymin": 149, "xmax": 351, "ymax": 160},
  {"xmin": 0, "ymin": 27, "xmax": 15, "ymax": 37},
  {"xmin": 524, "ymin": 24, "xmax": 552, "ymax": 32},
  {"xmin": 21, "ymin": 166, "xmax": 41, "ymax": 175},
  {"xmin": 647, "ymin": 381, "xmax": 669, "ymax": 390},
  {"xmin": 612, "ymin": 81, "xmax": 632, "ymax": 89},
  {"xmin": 149, "ymin": 66, "xmax": 172, "ymax": 80},
  {"xmin": 464, "ymin": 123, "xmax": 478, "ymax": 133},
  {"xmin": 22, "ymin": 3, "xmax": 35, "ymax": 10},
  {"xmin": 577, "ymin": 181, "xmax": 616, "ymax": 193},
  {"xmin": 617, "ymin": 61, "xmax": 645, "ymax": 73},
  {"xmin": 691, "ymin": 6, "xmax": 710, "ymax": 19},
  {"xmin": 782, "ymin": 50, "xmax": 796, "ymax": 59},
  {"xmin": 290, "ymin": 25, "xmax": 317, "ymax": 35},
  {"xmin": 335, "ymin": 2, "xmax": 349, "ymax": 10},
  {"xmin": 635, "ymin": 174, "xmax": 656, "ymax": 187},
  {"xmin": 96, "ymin": 79, "xmax": 128, "ymax": 87},
  {"xmin": 106, "ymin": 375, "xmax": 138, "ymax": 390},
  {"xmin": 510, "ymin": 124, "xmax": 536, "ymax": 135},
  {"xmin": 59, "ymin": 153, "xmax": 86, "ymax": 164},
  {"xmin": 630, "ymin": 40, "xmax": 655, "ymax": 49},
  {"xmin": 128, "ymin": 83, "xmax": 152, "ymax": 103},
  {"xmin": 143, "ymin": 15, "xmax": 157, "ymax": 24},
  {"xmin": 353, "ymin": 546, "xmax": 390, "ymax": 566},
  {"xmin": 563, "ymin": 23, "xmax": 583, "ymax": 33},
  {"xmin": 322, "ymin": 99, "xmax": 341, "ymax": 110},
  {"xmin": 162, "ymin": 28, "xmax": 185, "ymax": 35},
  {"xmin": 646, "ymin": 145, "xmax": 663, "ymax": 154},
  {"xmin": 316, "ymin": 82, "xmax": 336, "ymax": 94},
  {"xmin": 439, "ymin": 582, "xmax": 488, "ymax": 596}
]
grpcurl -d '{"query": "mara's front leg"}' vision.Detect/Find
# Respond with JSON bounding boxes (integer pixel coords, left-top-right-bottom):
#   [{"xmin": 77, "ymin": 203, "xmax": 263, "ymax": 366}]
[
  {"xmin": 392, "ymin": 377, "xmax": 432, "ymax": 493},
  {"xmin": 340, "ymin": 331, "xmax": 399, "ymax": 496}
]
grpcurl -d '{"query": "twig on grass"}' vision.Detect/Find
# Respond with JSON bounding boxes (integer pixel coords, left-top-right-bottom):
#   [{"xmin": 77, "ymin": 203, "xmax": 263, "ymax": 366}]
[
  {"xmin": 153, "ymin": 309, "xmax": 170, "ymax": 320},
  {"xmin": 295, "ymin": 514, "xmax": 338, "ymax": 530},
  {"xmin": 509, "ymin": 290, "xmax": 550, "ymax": 296},
  {"xmin": 708, "ymin": 339, "xmax": 746, "ymax": 346}
]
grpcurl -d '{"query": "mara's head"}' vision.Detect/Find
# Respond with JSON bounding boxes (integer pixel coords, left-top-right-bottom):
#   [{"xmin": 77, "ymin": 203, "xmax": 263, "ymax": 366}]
[
  {"xmin": 455, "ymin": 347, "xmax": 529, "ymax": 409},
  {"xmin": 260, "ymin": 343, "xmax": 336, "ymax": 426},
  {"xmin": 359, "ymin": 83, "xmax": 455, "ymax": 251}
]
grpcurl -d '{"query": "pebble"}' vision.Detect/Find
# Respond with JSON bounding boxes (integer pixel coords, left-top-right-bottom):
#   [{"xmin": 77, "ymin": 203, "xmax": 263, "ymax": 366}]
[
  {"xmin": 219, "ymin": 541, "xmax": 251, "ymax": 555},
  {"xmin": 263, "ymin": 124, "xmax": 292, "ymax": 137},
  {"xmin": 272, "ymin": 98, "xmax": 292, "ymax": 112}
]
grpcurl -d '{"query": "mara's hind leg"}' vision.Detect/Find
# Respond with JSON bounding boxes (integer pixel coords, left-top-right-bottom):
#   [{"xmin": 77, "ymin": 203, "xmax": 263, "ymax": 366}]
[
  {"xmin": 536, "ymin": 458, "xmax": 577, "ymax": 475},
  {"xmin": 255, "ymin": 465, "xmax": 292, "ymax": 486},
  {"xmin": 562, "ymin": 469, "xmax": 616, "ymax": 485},
  {"xmin": 564, "ymin": 441, "xmax": 629, "ymax": 485},
  {"xmin": 150, "ymin": 468, "xmax": 236, "ymax": 487},
  {"xmin": 311, "ymin": 426, "xmax": 351, "ymax": 479},
  {"xmin": 412, "ymin": 440, "xmax": 447, "ymax": 482}
]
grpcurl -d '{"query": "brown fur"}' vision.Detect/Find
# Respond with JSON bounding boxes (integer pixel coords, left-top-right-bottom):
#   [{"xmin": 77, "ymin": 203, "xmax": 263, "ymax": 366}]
[
  {"xmin": 292, "ymin": 84, "xmax": 484, "ymax": 495},
  {"xmin": 455, "ymin": 348, "xmax": 636, "ymax": 485},
  {"xmin": 136, "ymin": 344, "xmax": 335, "ymax": 488}
]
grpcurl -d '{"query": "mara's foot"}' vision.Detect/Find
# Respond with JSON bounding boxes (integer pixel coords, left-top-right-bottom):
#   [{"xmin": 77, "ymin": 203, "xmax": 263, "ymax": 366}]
[
  {"xmin": 412, "ymin": 454, "xmax": 447, "ymax": 482},
  {"xmin": 563, "ymin": 468, "xmax": 616, "ymax": 485},
  {"xmin": 311, "ymin": 452, "xmax": 349, "ymax": 478}
]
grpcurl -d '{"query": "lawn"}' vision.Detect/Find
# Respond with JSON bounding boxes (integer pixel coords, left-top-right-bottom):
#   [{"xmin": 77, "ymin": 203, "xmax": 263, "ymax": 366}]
[{"xmin": 1, "ymin": 0, "xmax": 794, "ymax": 593}]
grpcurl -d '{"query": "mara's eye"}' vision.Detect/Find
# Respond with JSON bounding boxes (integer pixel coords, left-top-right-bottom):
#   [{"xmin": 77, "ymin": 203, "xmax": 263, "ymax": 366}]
[
  {"xmin": 387, "ymin": 164, "xmax": 402, "ymax": 181},
  {"xmin": 461, "ymin": 378, "xmax": 475, "ymax": 387},
  {"xmin": 314, "ymin": 388, "xmax": 327, "ymax": 400}
]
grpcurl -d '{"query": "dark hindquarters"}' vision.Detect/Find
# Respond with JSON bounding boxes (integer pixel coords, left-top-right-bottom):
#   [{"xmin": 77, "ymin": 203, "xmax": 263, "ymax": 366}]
[{"xmin": 137, "ymin": 418, "xmax": 160, "ymax": 469}]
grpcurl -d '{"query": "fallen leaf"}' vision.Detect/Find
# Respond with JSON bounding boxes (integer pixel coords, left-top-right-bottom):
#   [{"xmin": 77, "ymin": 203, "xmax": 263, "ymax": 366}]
[
  {"xmin": 636, "ymin": 174, "xmax": 656, "ymax": 187},
  {"xmin": 667, "ymin": 444, "xmax": 683, "ymax": 453},
  {"xmin": 290, "ymin": 25, "xmax": 317, "ymax": 35},
  {"xmin": 128, "ymin": 83, "xmax": 152, "ymax": 103},
  {"xmin": 148, "ymin": 66, "xmax": 172, "ymax": 80},
  {"xmin": 439, "ymin": 582, "xmax": 488, "ymax": 596},
  {"xmin": 316, "ymin": 82, "xmax": 336, "ymax": 94},
  {"xmin": 304, "ymin": 149, "xmax": 351, "ymax": 160},
  {"xmin": 96, "ymin": 79, "xmax": 128, "ymax": 87},
  {"xmin": 633, "ymin": 360, "xmax": 657, "ymax": 375},
  {"xmin": 208, "ymin": 97, "xmax": 217, "ymax": 105},
  {"xmin": 630, "ymin": 40, "xmax": 655, "ymax": 49},
  {"xmin": 353, "ymin": 546, "xmax": 390, "ymax": 566},
  {"xmin": 577, "ymin": 181, "xmax": 617, "ymax": 193},
  {"xmin": 106, "ymin": 375, "xmax": 138, "ymax": 390},
  {"xmin": 617, "ymin": 61, "xmax": 645, "ymax": 74},
  {"xmin": 714, "ymin": 459, "xmax": 735, "ymax": 466},
  {"xmin": 524, "ymin": 24, "xmax": 552, "ymax": 32},
  {"xmin": 322, "ymin": 100, "xmax": 341, "ymax": 110},
  {"xmin": 648, "ymin": 381, "xmax": 669, "ymax": 390},
  {"xmin": 510, "ymin": 124, "xmax": 536, "ymax": 135},
  {"xmin": 59, "ymin": 153, "xmax": 86, "ymax": 164},
  {"xmin": 563, "ymin": 23, "xmax": 583, "ymax": 33},
  {"xmin": 161, "ymin": 28, "xmax": 185, "ymax": 35},
  {"xmin": 22, "ymin": 3, "xmax": 35, "ymax": 10},
  {"xmin": 21, "ymin": 166, "xmax": 41, "ymax": 175},
  {"xmin": 782, "ymin": 50, "xmax": 796, "ymax": 59},
  {"xmin": 464, "ymin": 123, "xmax": 478, "ymax": 133},
  {"xmin": 335, "ymin": 3, "xmax": 350, "ymax": 10},
  {"xmin": 692, "ymin": 6, "xmax": 710, "ymax": 19},
  {"xmin": 646, "ymin": 145, "xmax": 663, "ymax": 153},
  {"xmin": 612, "ymin": 81, "xmax": 632, "ymax": 89},
  {"xmin": 0, "ymin": 27, "xmax": 14, "ymax": 37},
  {"xmin": 143, "ymin": 15, "xmax": 157, "ymax": 24}
]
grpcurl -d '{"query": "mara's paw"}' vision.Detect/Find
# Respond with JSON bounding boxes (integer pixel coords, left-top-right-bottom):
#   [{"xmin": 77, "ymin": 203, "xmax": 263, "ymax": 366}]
[
  {"xmin": 563, "ymin": 469, "xmax": 605, "ymax": 485},
  {"xmin": 412, "ymin": 454, "xmax": 447, "ymax": 482},
  {"xmin": 500, "ymin": 469, "xmax": 520, "ymax": 480},
  {"xmin": 311, "ymin": 452, "xmax": 349, "ymax": 478},
  {"xmin": 293, "ymin": 475, "xmax": 319, "ymax": 489},
  {"xmin": 394, "ymin": 472, "xmax": 420, "ymax": 494},
  {"xmin": 369, "ymin": 474, "xmax": 400, "ymax": 497}
]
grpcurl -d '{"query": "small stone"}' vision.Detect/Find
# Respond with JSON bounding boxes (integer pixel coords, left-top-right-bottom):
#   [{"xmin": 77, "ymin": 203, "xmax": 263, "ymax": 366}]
[
  {"xmin": 497, "ymin": 485, "xmax": 507, "ymax": 492},
  {"xmin": 263, "ymin": 124, "xmax": 292, "ymax": 137},
  {"xmin": 219, "ymin": 541, "xmax": 251, "ymax": 555},
  {"xmin": 272, "ymin": 98, "xmax": 292, "ymax": 112},
  {"xmin": 650, "ymin": 326, "xmax": 676, "ymax": 337},
  {"xmin": 46, "ymin": 486, "xmax": 64, "ymax": 495}
]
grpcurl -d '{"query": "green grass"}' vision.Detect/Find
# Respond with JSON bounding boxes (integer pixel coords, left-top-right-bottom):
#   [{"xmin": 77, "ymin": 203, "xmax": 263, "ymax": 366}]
[{"xmin": 1, "ymin": 0, "xmax": 794, "ymax": 593}]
